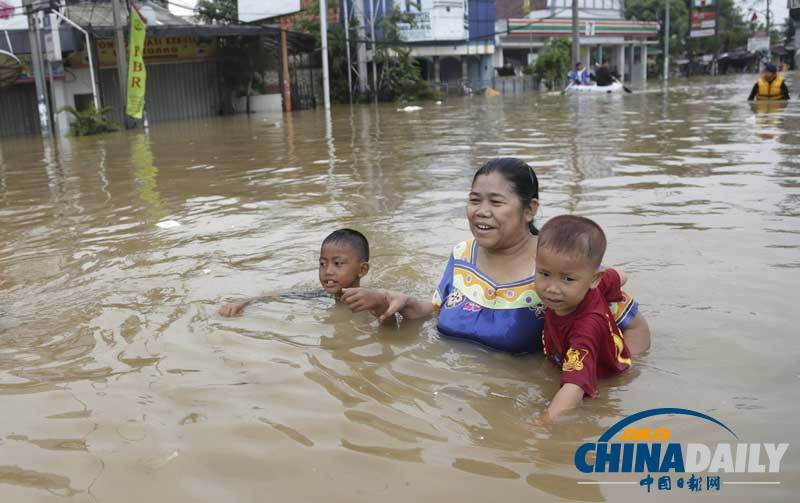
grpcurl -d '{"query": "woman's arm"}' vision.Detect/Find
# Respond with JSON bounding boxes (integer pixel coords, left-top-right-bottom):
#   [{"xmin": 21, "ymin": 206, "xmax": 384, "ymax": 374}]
[
  {"xmin": 341, "ymin": 288, "xmax": 435, "ymax": 323},
  {"xmin": 622, "ymin": 311, "xmax": 651, "ymax": 356}
]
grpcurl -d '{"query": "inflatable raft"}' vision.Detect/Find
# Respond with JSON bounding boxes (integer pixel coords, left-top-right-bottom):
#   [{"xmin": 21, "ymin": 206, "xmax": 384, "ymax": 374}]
[{"xmin": 566, "ymin": 82, "xmax": 624, "ymax": 94}]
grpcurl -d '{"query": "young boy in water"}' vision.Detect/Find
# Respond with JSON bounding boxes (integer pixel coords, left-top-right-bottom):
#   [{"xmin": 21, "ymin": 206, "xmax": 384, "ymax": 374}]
[
  {"xmin": 535, "ymin": 215, "xmax": 632, "ymax": 420},
  {"xmin": 219, "ymin": 228, "xmax": 371, "ymax": 316}
]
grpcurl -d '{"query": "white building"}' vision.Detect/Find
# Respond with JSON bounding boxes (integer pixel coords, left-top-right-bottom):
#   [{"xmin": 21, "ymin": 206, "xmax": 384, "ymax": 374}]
[
  {"xmin": 395, "ymin": 0, "xmax": 496, "ymax": 89},
  {"xmin": 495, "ymin": 0, "xmax": 659, "ymax": 82}
]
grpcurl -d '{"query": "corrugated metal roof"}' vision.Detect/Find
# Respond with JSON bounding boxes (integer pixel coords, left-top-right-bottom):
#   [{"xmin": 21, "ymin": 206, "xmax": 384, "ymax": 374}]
[{"xmin": 64, "ymin": 0, "xmax": 193, "ymax": 28}]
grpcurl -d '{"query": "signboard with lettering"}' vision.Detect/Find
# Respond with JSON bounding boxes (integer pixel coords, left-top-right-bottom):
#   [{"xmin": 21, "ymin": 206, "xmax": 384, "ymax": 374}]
[
  {"xmin": 237, "ymin": 0, "xmax": 299, "ymax": 23},
  {"xmin": 397, "ymin": 0, "xmax": 467, "ymax": 42},
  {"xmin": 690, "ymin": 0, "xmax": 717, "ymax": 38},
  {"xmin": 691, "ymin": 11, "xmax": 716, "ymax": 27},
  {"xmin": 690, "ymin": 28, "xmax": 716, "ymax": 37},
  {"xmin": 747, "ymin": 35, "xmax": 770, "ymax": 52},
  {"xmin": 0, "ymin": 0, "xmax": 26, "ymax": 30},
  {"xmin": 66, "ymin": 36, "xmax": 217, "ymax": 69}
]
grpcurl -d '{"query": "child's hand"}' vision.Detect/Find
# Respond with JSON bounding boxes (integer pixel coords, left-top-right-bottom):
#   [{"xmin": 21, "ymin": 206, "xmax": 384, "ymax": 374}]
[
  {"xmin": 219, "ymin": 301, "xmax": 248, "ymax": 317},
  {"xmin": 341, "ymin": 287, "xmax": 384, "ymax": 312},
  {"xmin": 341, "ymin": 288, "xmax": 404, "ymax": 324},
  {"xmin": 546, "ymin": 383, "xmax": 585, "ymax": 421}
]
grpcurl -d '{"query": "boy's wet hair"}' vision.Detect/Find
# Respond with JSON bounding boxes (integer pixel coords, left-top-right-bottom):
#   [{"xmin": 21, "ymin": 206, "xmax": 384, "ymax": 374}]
[
  {"xmin": 322, "ymin": 229, "xmax": 369, "ymax": 261},
  {"xmin": 537, "ymin": 215, "xmax": 606, "ymax": 268}
]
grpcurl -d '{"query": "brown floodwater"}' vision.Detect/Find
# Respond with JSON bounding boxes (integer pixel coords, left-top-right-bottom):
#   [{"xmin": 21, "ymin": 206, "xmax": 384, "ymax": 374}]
[{"xmin": 1, "ymin": 73, "xmax": 799, "ymax": 502}]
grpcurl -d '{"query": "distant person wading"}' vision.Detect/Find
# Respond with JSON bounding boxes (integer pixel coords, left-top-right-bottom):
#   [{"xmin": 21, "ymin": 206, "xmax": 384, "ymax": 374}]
[{"xmin": 747, "ymin": 63, "xmax": 790, "ymax": 101}]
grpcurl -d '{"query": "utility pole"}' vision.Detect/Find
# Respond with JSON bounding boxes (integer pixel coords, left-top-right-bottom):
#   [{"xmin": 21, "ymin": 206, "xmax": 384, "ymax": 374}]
[
  {"xmin": 319, "ymin": 0, "xmax": 331, "ymax": 110},
  {"xmin": 571, "ymin": 0, "xmax": 580, "ymax": 65},
  {"xmin": 369, "ymin": 0, "xmax": 378, "ymax": 100},
  {"xmin": 280, "ymin": 16, "xmax": 292, "ymax": 112},
  {"xmin": 766, "ymin": 0, "xmax": 771, "ymax": 62},
  {"xmin": 111, "ymin": 0, "xmax": 128, "ymax": 120},
  {"xmin": 342, "ymin": 0, "xmax": 353, "ymax": 102},
  {"xmin": 23, "ymin": 0, "xmax": 51, "ymax": 138},
  {"xmin": 663, "ymin": 0, "xmax": 670, "ymax": 80},
  {"xmin": 353, "ymin": 0, "xmax": 369, "ymax": 93}
]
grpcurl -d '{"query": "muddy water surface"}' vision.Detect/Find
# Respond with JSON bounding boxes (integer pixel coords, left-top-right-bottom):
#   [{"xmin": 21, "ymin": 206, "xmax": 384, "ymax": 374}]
[{"xmin": 1, "ymin": 73, "xmax": 799, "ymax": 502}]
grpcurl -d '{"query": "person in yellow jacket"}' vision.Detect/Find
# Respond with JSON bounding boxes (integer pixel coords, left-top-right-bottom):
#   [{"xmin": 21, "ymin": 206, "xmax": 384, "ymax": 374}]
[{"xmin": 747, "ymin": 63, "xmax": 790, "ymax": 101}]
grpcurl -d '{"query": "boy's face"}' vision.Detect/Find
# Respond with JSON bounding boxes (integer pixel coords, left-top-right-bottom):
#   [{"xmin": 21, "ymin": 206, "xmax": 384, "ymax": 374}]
[
  {"xmin": 535, "ymin": 247, "xmax": 602, "ymax": 316},
  {"xmin": 318, "ymin": 243, "xmax": 368, "ymax": 296}
]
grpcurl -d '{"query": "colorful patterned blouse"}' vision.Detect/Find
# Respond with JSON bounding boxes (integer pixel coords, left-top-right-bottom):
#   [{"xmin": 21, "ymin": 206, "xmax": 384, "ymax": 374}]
[{"xmin": 432, "ymin": 239, "xmax": 638, "ymax": 354}]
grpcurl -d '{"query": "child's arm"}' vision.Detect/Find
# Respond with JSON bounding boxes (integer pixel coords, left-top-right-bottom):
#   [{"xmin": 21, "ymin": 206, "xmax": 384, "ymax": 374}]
[
  {"xmin": 219, "ymin": 295, "xmax": 274, "ymax": 317},
  {"xmin": 547, "ymin": 383, "xmax": 585, "ymax": 421},
  {"xmin": 342, "ymin": 288, "xmax": 435, "ymax": 323}
]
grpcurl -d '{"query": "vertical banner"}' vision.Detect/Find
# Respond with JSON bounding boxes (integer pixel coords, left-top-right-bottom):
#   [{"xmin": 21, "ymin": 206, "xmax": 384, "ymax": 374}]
[{"xmin": 126, "ymin": 5, "xmax": 146, "ymax": 119}]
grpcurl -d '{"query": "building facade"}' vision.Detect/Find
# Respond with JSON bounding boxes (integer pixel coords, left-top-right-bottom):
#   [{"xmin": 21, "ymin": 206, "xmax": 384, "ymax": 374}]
[
  {"xmin": 394, "ymin": 0, "xmax": 496, "ymax": 91},
  {"xmin": 494, "ymin": 0, "xmax": 658, "ymax": 82}
]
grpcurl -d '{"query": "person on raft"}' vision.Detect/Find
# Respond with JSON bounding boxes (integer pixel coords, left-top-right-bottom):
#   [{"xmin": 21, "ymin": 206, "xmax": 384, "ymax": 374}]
[
  {"xmin": 568, "ymin": 62, "xmax": 591, "ymax": 86},
  {"xmin": 590, "ymin": 61, "xmax": 616, "ymax": 87}
]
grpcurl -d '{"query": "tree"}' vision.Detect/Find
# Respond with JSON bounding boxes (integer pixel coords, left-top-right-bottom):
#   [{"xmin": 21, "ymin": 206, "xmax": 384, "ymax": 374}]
[
  {"xmin": 373, "ymin": 7, "xmax": 436, "ymax": 101},
  {"xmin": 294, "ymin": 1, "xmax": 358, "ymax": 103},
  {"xmin": 196, "ymin": 0, "xmax": 276, "ymax": 112},
  {"xmin": 294, "ymin": 1, "xmax": 435, "ymax": 102},
  {"xmin": 218, "ymin": 36, "xmax": 277, "ymax": 113},
  {"xmin": 626, "ymin": 0, "xmax": 688, "ymax": 67},
  {"xmin": 784, "ymin": 18, "xmax": 796, "ymax": 45},
  {"xmin": 196, "ymin": 0, "xmax": 237, "ymax": 24},
  {"xmin": 626, "ymin": 0, "xmax": 750, "ymax": 69},
  {"xmin": 533, "ymin": 38, "xmax": 571, "ymax": 89}
]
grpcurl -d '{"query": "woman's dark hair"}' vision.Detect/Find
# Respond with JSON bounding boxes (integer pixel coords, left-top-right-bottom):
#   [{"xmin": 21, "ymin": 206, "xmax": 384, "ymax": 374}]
[{"xmin": 471, "ymin": 158, "xmax": 540, "ymax": 235}]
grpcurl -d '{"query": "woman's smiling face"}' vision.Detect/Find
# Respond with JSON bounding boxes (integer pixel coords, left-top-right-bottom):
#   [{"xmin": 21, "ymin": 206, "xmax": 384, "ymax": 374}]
[{"xmin": 467, "ymin": 172, "xmax": 536, "ymax": 250}]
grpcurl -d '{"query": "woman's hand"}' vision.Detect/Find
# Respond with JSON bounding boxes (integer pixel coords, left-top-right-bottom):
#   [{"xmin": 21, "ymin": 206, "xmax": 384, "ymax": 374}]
[{"xmin": 219, "ymin": 301, "xmax": 249, "ymax": 317}]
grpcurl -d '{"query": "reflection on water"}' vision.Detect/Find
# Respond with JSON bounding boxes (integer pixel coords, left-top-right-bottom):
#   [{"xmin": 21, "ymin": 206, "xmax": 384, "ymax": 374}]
[{"xmin": 1, "ymin": 73, "xmax": 799, "ymax": 501}]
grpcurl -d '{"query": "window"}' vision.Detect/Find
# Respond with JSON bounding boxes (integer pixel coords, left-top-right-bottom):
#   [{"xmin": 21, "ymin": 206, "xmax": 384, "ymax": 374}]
[{"xmin": 73, "ymin": 93, "xmax": 93, "ymax": 112}]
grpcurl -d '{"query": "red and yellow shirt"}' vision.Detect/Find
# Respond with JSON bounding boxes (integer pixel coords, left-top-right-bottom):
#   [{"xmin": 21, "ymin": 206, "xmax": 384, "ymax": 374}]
[{"xmin": 542, "ymin": 269, "xmax": 632, "ymax": 397}]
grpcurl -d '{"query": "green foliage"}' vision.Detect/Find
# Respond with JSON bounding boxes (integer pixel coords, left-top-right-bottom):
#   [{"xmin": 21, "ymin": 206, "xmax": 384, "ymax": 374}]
[
  {"xmin": 375, "ymin": 8, "xmax": 437, "ymax": 101},
  {"xmin": 785, "ymin": 18, "xmax": 796, "ymax": 45},
  {"xmin": 379, "ymin": 49, "xmax": 437, "ymax": 101},
  {"xmin": 626, "ymin": 0, "xmax": 750, "ymax": 66},
  {"xmin": 296, "ymin": 1, "xmax": 435, "ymax": 102},
  {"xmin": 197, "ymin": 0, "xmax": 277, "ymax": 111},
  {"xmin": 533, "ymin": 38, "xmax": 571, "ymax": 89},
  {"xmin": 59, "ymin": 105, "xmax": 119, "ymax": 136},
  {"xmin": 626, "ymin": 0, "xmax": 688, "ymax": 60},
  {"xmin": 295, "ymin": 5, "xmax": 359, "ymax": 103},
  {"xmin": 219, "ymin": 36, "xmax": 277, "ymax": 98},
  {"xmin": 196, "ymin": 0, "xmax": 237, "ymax": 24}
]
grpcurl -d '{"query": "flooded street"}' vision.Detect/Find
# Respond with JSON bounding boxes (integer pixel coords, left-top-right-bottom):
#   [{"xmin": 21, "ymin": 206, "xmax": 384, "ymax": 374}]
[{"xmin": 1, "ymin": 72, "xmax": 799, "ymax": 502}]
